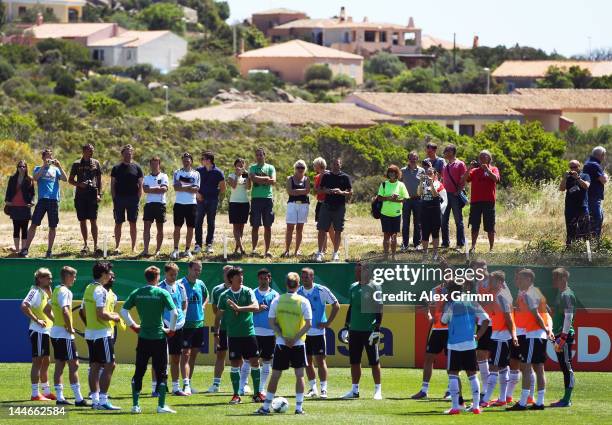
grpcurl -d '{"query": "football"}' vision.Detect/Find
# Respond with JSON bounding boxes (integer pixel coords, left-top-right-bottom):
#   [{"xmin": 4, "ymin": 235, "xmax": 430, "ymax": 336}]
[{"xmin": 271, "ymin": 397, "xmax": 289, "ymax": 413}]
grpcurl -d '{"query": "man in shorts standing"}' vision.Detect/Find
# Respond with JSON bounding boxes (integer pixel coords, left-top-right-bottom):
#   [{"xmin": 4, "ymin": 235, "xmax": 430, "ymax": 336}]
[
  {"xmin": 142, "ymin": 157, "xmax": 169, "ymax": 257},
  {"xmin": 249, "ymin": 148, "xmax": 276, "ymax": 257},
  {"xmin": 253, "ymin": 268, "xmax": 279, "ymax": 396},
  {"xmin": 171, "ymin": 153, "xmax": 200, "ymax": 260},
  {"xmin": 208, "ymin": 265, "xmax": 233, "ymax": 393}
]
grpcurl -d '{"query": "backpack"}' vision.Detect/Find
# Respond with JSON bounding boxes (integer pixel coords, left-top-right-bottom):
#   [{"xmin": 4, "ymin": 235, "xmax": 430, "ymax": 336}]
[{"xmin": 371, "ymin": 182, "xmax": 386, "ymax": 219}]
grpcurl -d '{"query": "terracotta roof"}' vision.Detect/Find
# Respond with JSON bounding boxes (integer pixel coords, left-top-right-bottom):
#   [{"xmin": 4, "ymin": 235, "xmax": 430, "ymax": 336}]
[
  {"xmin": 25, "ymin": 23, "xmax": 114, "ymax": 38},
  {"xmin": 272, "ymin": 17, "xmax": 416, "ymax": 31},
  {"xmin": 345, "ymin": 92, "xmax": 523, "ymax": 118},
  {"xmin": 170, "ymin": 102, "xmax": 402, "ymax": 127},
  {"xmin": 253, "ymin": 8, "xmax": 306, "ymax": 15},
  {"xmin": 239, "ymin": 40, "xmax": 363, "ymax": 60},
  {"xmin": 421, "ymin": 34, "xmax": 469, "ymax": 50},
  {"xmin": 492, "ymin": 60, "xmax": 612, "ymax": 78},
  {"xmin": 88, "ymin": 31, "xmax": 172, "ymax": 47},
  {"xmin": 510, "ymin": 89, "xmax": 612, "ymax": 111}
]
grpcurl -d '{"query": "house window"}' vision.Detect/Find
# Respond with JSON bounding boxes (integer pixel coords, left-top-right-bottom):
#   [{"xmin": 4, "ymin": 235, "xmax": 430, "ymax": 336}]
[
  {"xmin": 92, "ymin": 49, "xmax": 104, "ymax": 61},
  {"xmin": 68, "ymin": 8, "xmax": 79, "ymax": 22},
  {"xmin": 18, "ymin": 6, "xmax": 27, "ymax": 16},
  {"xmin": 349, "ymin": 64, "xmax": 357, "ymax": 78},
  {"xmin": 343, "ymin": 32, "xmax": 350, "ymax": 43},
  {"xmin": 379, "ymin": 31, "xmax": 387, "ymax": 43},
  {"xmin": 364, "ymin": 31, "xmax": 376, "ymax": 42},
  {"xmin": 404, "ymin": 32, "xmax": 416, "ymax": 46},
  {"xmin": 46, "ymin": 8, "xmax": 53, "ymax": 14},
  {"xmin": 392, "ymin": 32, "xmax": 399, "ymax": 45},
  {"xmin": 127, "ymin": 50, "xmax": 132, "ymax": 60},
  {"xmin": 459, "ymin": 125, "xmax": 475, "ymax": 136},
  {"xmin": 352, "ymin": 31, "xmax": 356, "ymax": 41}
]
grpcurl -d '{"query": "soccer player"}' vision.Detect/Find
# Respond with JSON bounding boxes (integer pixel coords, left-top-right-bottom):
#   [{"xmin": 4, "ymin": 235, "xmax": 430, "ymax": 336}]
[
  {"xmin": 152, "ymin": 262, "xmax": 188, "ymax": 396},
  {"xmin": 340, "ymin": 262, "xmax": 383, "ymax": 400},
  {"xmin": 20, "ymin": 267, "xmax": 55, "ymax": 401},
  {"xmin": 216, "ymin": 266, "xmax": 263, "ymax": 404},
  {"xmin": 298, "ymin": 267, "xmax": 339, "ymax": 398},
  {"xmin": 207, "ymin": 265, "xmax": 233, "ymax": 393},
  {"xmin": 171, "ymin": 153, "xmax": 200, "ymax": 260},
  {"xmin": 411, "ymin": 272, "xmax": 453, "ymax": 400},
  {"xmin": 507, "ymin": 269, "xmax": 553, "ymax": 411},
  {"xmin": 142, "ymin": 156, "xmax": 169, "ymax": 257},
  {"xmin": 253, "ymin": 268, "xmax": 279, "ymax": 396},
  {"xmin": 121, "ymin": 266, "xmax": 178, "ymax": 414},
  {"xmin": 180, "ymin": 260, "xmax": 209, "ymax": 395},
  {"xmin": 80, "ymin": 261, "xmax": 121, "ymax": 410},
  {"xmin": 46, "ymin": 267, "xmax": 88, "ymax": 406},
  {"xmin": 256, "ymin": 272, "xmax": 312, "ymax": 415},
  {"xmin": 471, "ymin": 259, "xmax": 493, "ymax": 394},
  {"xmin": 441, "ymin": 281, "xmax": 490, "ymax": 415},
  {"xmin": 481, "ymin": 270, "xmax": 518, "ymax": 407},
  {"xmin": 550, "ymin": 267, "xmax": 576, "ymax": 408}
]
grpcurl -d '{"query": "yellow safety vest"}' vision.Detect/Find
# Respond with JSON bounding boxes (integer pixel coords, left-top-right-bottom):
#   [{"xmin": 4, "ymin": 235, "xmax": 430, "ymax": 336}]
[
  {"xmin": 275, "ymin": 293, "xmax": 307, "ymax": 342},
  {"xmin": 83, "ymin": 283, "xmax": 113, "ymax": 332}
]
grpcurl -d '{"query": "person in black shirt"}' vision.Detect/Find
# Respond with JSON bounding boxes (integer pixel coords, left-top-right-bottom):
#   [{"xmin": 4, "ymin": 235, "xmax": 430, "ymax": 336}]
[
  {"xmin": 559, "ymin": 160, "xmax": 590, "ymax": 246},
  {"xmin": 110, "ymin": 144, "xmax": 144, "ymax": 253},
  {"xmin": 315, "ymin": 158, "xmax": 352, "ymax": 262},
  {"xmin": 69, "ymin": 144, "xmax": 103, "ymax": 255}
]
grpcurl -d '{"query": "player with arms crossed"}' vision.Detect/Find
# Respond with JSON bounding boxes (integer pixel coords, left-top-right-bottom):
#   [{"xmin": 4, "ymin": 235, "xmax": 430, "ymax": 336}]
[
  {"xmin": 253, "ymin": 269, "xmax": 279, "ymax": 396},
  {"xmin": 207, "ymin": 265, "xmax": 233, "ymax": 392},
  {"xmin": 121, "ymin": 266, "xmax": 178, "ymax": 414},
  {"xmin": 256, "ymin": 272, "xmax": 312, "ymax": 415}
]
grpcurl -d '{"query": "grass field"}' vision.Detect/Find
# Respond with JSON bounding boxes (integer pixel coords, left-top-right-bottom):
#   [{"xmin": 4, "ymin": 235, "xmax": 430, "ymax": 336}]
[{"xmin": 0, "ymin": 364, "xmax": 610, "ymax": 424}]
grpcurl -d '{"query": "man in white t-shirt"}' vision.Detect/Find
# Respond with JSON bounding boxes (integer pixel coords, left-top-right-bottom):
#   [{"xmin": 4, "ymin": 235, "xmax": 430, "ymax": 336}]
[
  {"xmin": 46, "ymin": 267, "xmax": 89, "ymax": 406},
  {"xmin": 142, "ymin": 157, "xmax": 169, "ymax": 256},
  {"xmin": 171, "ymin": 153, "xmax": 200, "ymax": 259}
]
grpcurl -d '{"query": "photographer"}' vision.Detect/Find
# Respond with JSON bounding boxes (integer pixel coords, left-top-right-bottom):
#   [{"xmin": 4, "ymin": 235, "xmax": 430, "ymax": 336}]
[
  {"xmin": 559, "ymin": 160, "xmax": 590, "ymax": 246},
  {"xmin": 441, "ymin": 145, "xmax": 467, "ymax": 250},
  {"xmin": 461, "ymin": 150, "xmax": 500, "ymax": 253},
  {"xmin": 227, "ymin": 158, "xmax": 251, "ymax": 256},
  {"xmin": 5, "ymin": 160, "xmax": 35, "ymax": 253},
  {"xmin": 21, "ymin": 149, "xmax": 67, "ymax": 258},
  {"xmin": 69, "ymin": 144, "xmax": 102, "ymax": 255},
  {"xmin": 377, "ymin": 165, "xmax": 409, "ymax": 260},
  {"xmin": 417, "ymin": 163, "xmax": 445, "ymax": 261}
]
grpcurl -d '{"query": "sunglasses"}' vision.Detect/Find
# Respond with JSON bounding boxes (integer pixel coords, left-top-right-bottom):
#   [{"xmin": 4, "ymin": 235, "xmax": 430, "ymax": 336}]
[
  {"xmin": 18, "ymin": 165, "xmax": 26, "ymax": 168},
  {"xmin": 427, "ymin": 146, "xmax": 437, "ymax": 150},
  {"xmin": 296, "ymin": 166, "xmax": 305, "ymax": 170}
]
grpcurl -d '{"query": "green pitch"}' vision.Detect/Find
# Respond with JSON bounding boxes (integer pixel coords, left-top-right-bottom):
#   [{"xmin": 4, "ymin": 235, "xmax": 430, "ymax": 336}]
[{"xmin": 0, "ymin": 364, "xmax": 610, "ymax": 424}]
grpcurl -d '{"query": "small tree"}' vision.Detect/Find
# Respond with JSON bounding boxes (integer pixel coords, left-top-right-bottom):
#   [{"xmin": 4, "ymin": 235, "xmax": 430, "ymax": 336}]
[
  {"xmin": 0, "ymin": 60, "xmax": 15, "ymax": 83},
  {"xmin": 304, "ymin": 64, "xmax": 332, "ymax": 83},
  {"xmin": 537, "ymin": 66, "xmax": 574, "ymax": 88},
  {"xmin": 110, "ymin": 81, "xmax": 153, "ymax": 106},
  {"xmin": 54, "ymin": 73, "xmax": 76, "ymax": 97},
  {"xmin": 138, "ymin": 3, "xmax": 186, "ymax": 34},
  {"xmin": 365, "ymin": 52, "xmax": 405, "ymax": 78}
]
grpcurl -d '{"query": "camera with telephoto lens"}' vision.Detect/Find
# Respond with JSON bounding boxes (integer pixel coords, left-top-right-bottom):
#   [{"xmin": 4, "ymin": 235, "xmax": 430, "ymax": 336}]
[
  {"xmin": 241, "ymin": 172, "xmax": 248, "ymax": 178},
  {"xmin": 470, "ymin": 160, "xmax": 479, "ymax": 168}
]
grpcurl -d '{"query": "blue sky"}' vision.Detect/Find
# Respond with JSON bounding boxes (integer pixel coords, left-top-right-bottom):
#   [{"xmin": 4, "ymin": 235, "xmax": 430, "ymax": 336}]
[{"xmin": 227, "ymin": 0, "xmax": 611, "ymax": 57}]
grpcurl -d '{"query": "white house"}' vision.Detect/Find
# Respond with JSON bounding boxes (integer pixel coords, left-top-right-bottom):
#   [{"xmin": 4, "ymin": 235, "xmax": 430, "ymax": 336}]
[{"xmin": 88, "ymin": 30, "xmax": 187, "ymax": 73}]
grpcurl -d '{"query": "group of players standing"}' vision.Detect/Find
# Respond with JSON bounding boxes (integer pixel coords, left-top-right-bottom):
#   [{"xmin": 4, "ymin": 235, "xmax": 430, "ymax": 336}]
[{"xmin": 411, "ymin": 259, "xmax": 576, "ymax": 414}]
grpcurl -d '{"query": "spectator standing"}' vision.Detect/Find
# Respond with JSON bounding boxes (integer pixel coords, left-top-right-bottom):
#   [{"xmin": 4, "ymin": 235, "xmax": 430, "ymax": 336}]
[
  {"xmin": 462, "ymin": 150, "xmax": 500, "ymax": 253},
  {"xmin": 249, "ymin": 148, "xmax": 276, "ymax": 257},
  {"xmin": 68, "ymin": 144, "xmax": 102, "ymax": 255},
  {"xmin": 583, "ymin": 146, "xmax": 608, "ymax": 238},
  {"xmin": 441, "ymin": 145, "xmax": 467, "ymax": 249},
  {"xmin": 377, "ymin": 165, "xmax": 409, "ymax": 260},
  {"xmin": 315, "ymin": 158, "xmax": 352, "ymax": 262},
  {"xmin": 142, "ymin": 157, "xmax": 169, "ymax": 256},
  {"xmin": 227, "ymin": 158, "xmax": 251, "ymax": 256},
  {"xmin": 559, "ymin": 160, "xmax": 590, "ymax": 246},
  {"xmin": 5, "ymin": 160, "xmax": 34, "ymax": 253},
  {"xmin": 171, "ymin": 153, "xmax": 200, "ymax": 260},
  {"xmin": 283, "ymin": 160, "xmax": 310, "ymax": 257},
  {"xmin": 21, "ymin": 149, "xmax": 67, "ymax": 258},
  {"xmin": 400, "ymin": 151, "xmax": 424, "ymax": 251},
  {"xmin": 313, "ymin": 157, "xmax": 335, "ymax": 254},
  {"xmin": 417, "ymin": 164, "xmax": 445, "ymax": 261},
  {"xmin": 425, "ymin": 141, "xmax": 446, "ymax": 175},
  {"xmin": 111, "ymin": 144, "xmax": 143, "ymax": 254},
  {"xmin": 195, "ymin": 151, "xmax": 226, "ymax": 255}
]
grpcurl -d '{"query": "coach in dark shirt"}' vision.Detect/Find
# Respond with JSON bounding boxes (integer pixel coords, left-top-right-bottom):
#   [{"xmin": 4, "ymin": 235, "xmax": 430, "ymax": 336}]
[
  {"xmin": 111, "ymin": 144, "xmax": 143, "ymax": 253},
  {"xmin": 583, "ymin": 146, "xmax": 609, "ymax": 238},
  {"xmin": 194, "ymin": 150, "xmax": 226, "ymax": 254},
  {"xmin": 560, "ymin": 160, "xmax": 590, "ymax": 246},
  {"xmin": 315, "ymin": 158, "xmax": 352, "ymax": 262}
]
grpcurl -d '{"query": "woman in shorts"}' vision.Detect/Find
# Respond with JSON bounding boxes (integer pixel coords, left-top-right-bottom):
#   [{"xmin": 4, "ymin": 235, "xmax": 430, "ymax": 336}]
[
  {"xmin": 283, "ymin": 160, "xmax": 310, "ymax": 257},
  {"xmin": 227, "ymin": 158, "xmax": 251, "ymax": 256}
]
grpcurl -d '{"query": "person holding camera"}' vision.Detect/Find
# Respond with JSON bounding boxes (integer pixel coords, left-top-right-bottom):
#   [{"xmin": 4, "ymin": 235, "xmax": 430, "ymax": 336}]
[
  {"xmin": 417, "ymin": 162, "xmax": 445, "ymax": 261},
  {"xmin": 69, "ymin": 144, "xmax": 102, "ymax": 255},
  {"xmin": 441, "ymin": 145, "xmax": 467, "ymax": 250},
  {"xmin": 5, "ymin": 160, "xmax": 35, "ymax": 253},
  {"xmin": 227, "ymin": 158, "xmax": 252, "ymax": 256},
  {"xmin": 21, "ymin": 149, "xmax": 68, "ymax": 258},
  {"xmin": 461, "ymin": 150, "xmax": 500, "ymax": 253},
  {"xmin": 377, "ymin": 165, "xmax": 408, "ymax": 260},
  {"xmin": 583, "ymin": 146, "xmax": 608, "ymax": 239},
  {"xmin": 559, "ymin": 160, "xmax": 590, "ymax": 246}
]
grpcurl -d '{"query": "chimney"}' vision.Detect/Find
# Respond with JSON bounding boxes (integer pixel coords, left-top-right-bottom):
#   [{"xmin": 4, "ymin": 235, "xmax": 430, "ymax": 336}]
[
  {"xmin": 339, "ymin": 6, "xmax": 346, "ymax": 22},
  {"xmin": 473, "ymin": 35, "xmax": 479, "ymax": 48},
  {"xmin": 239, "ymin": 38, "xmax": 245, "ymax": 54},
  {"xmin": 363, "ymin": 16, "xmax": 368, "ymax": 23},
  {"xmin": 407, "ymin": 17, "xmax": 415, "ymax": 28},
  {"xmin": 36, "ymin": 12, "xmax": 44, "ymax": 26},
  {"xmin": 347, "ymin": 16, "xmax": 353, "ymax": 23}
]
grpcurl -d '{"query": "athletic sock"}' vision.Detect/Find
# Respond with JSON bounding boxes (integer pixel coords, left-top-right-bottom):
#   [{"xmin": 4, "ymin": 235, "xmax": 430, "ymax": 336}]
[
  {"xmin": 131, "ymin": 382, "xmax": 140, "ymax": 407},
  {"xmin": 158, "ymin": 382, "xmax": 167, "ymax": 408},
  {"xmin": 469, "ymin": 374, "xmax": 480, "ymax": 407},
  {"xmin": 449, "ymin": 375, "xmax": 460, "ymax": 410},
  {"xmin": 261, "ymin": 362, "xmax": 271, "ymax": 393},
  {"xmin": 420, "ymin": 381, "xmax": 429, "ymax": 394},
  {"xmin": 213, "ymin": 377, "xmax": 221, "ymax": 386},
  {"xmin": 152, "ymin": 381, "xmax": 157, "ymax": 394},
  {"xmin": 41, "ymin": 382, "xmax": 51, "ymax": 396},
  {"xmin": 263, "ymin": 392, "xmax": 274, "ymax": 410},
  {"xmin": 183, "ymin": 378, "xmax": 191, "ymax": 391},
  {"xmin": 31, "ymin": 383, "xmax": 39, "ymax": 398},
  {"xmin": 309, "ymin": 379, "xmax": 317, "ymax": 391},
  {"xmin": 478, "ymin": 360, "xmax": 489, "ymax": 388},
  {"xmin": 250, "ymin": 367, "xmax": 261, "ymax": 395},
  {"xmin": 507, "ymin": 370, "xmax": 520, "ymax": 399},
  {"xmin": 239, "ymin": 362, "xmax": 251, "ymax": 391},
  {"xmin": 484, "ymin": 372, "xmax": 498, "ymax": 402},
  {"xmin": 321, "ymin": 380, "xmax": 328, "ymax": 392},
  {"xmin": 498, "ymin": 367, "xmax": 509, "ymax": 402},
  {"xmin": 519, "ymin": 388, "xmax": 530, "ymax": 407},
  {"xmin": 352, "ymin": 383, "xmax": 359, "ymax": 394},
  {"xmin": 529, "ymin": 370, "xmax": 536, "ymax": 398},
  {"xmin": 172, "ymin": 381, "xmax": 180, "ymax": 393},
  {"xmin": 230, "ymin": 367, "xmax": 240, "ymax": 395},
  {"xmin": 296, "ymin": 392, "xmax": 304, "ymax": 412},
  {"xmin": 54, "ymin": 384, "xmax": 64, "ymax": 401},
  {"xmin": 91, "ymin": 391, "xmax": 99, "ymax": 405},
  {"xmin": 99, "ymin": 392, "xmax": 108, "ymax": 405},
  {"xmin": 71, "ymin": 383, "xmax": 84, "ymax": 402},
  {"xmin": 536, "ymin": 389, "xmax": 545, "ymax": 406}
]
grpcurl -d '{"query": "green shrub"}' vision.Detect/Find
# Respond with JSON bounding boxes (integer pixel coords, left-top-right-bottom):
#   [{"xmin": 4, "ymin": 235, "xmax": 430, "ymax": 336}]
[
  {"xmin": 40, "ymin": 49, "xmax": 63, "ymax": 65},
  {"xmin": 84, "ymin": 93, "xmax": 125, "ymax": 117},
  {"xmin": 79, "ymin": 75, "xmax": 115, "ymax": 92},
  {"xmin": 331, "ymin": 74, "xmax": 355, "ymax": 88},
  {"xmin": 110, "ymin": 81, "xmax": 153, "ymax": 106},
  {"xmin": 0, "ymin": 44, "xmax": 39, "ymax": 65},
  {"xmin": 305, "ymin": 64, "xmax": 332, "ymax": 82},
  {"xmin": 306, "ymin": 78, "xmax": 331, "ymax": 91},
  {"xmin": 0, "ymin": 113, "xmax": 38, "ymax": 142},
  {"xmin": 2, "ymin": 77, "xmax": 37, "ymax": 101},
  {"xmin": 54, "ymin": 73, "xmax": 76, "ymax": 97},
  {"xmin": 36, "ymin": 39, "xmax": 90, "ymax": 65},
  {"xmin": 365, "ymin": 52, "xmax": 405, "ymax": 78},
  {"xmin": 0, "ymin": 60, "xmax": 15, "ymax": 83},
  {"xmin": 351, "ymin": 175, "xmax": 384, "ymax": 202}
]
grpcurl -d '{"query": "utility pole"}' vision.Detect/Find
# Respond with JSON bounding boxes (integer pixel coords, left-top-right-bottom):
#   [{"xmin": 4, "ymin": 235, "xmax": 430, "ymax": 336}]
[{"xmin": 453, "ymin": 32, "xmax": 457, "ymax": 72}]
